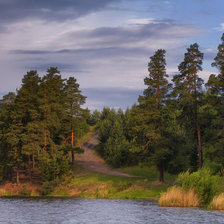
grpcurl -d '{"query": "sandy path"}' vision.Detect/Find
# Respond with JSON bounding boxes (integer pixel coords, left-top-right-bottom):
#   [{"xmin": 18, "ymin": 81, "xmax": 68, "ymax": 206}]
[{"xmin": 75, "ymin": 134, "xmax": 136, "ymax": 178}]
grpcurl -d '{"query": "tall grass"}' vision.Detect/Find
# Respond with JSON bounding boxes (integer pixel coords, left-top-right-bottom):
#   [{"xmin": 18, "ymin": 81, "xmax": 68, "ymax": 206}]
[
  {"xmin": 158, "ymin": 186, "xmax": 199, "ymax": 207},
  {"xmin": 210, "ymin": 193, "xmax": 224, "ymax": 210}
]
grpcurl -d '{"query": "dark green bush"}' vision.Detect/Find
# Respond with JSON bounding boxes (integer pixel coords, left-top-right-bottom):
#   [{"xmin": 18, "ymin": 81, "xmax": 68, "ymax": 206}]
[
  {"xmin": 175, "ymin": 168, "xmax": 222, "ymax": 205},
  {"xmin": 41, "ymin": 179, "xmax": 59, "ymax": 196}
]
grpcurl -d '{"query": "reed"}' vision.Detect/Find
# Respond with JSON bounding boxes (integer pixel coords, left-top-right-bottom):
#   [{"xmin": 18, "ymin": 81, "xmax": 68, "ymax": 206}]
[
  {"xmin": 210, "ymin": 193, "xmax": 224, "ymax": 210},
  {"xmin": 158, "ymin": 186, "xmax": 199, "ymax": 207}
]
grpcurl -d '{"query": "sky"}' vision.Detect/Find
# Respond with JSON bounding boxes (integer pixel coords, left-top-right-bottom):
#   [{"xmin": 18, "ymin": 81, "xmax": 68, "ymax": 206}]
[{"xmin": 0, "ymin": 0, "xmax": 224, "ymax": 110}]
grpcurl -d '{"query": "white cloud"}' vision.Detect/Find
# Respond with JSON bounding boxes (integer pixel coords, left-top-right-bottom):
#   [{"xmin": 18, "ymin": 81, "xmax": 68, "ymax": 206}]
[
  {"xmin": 127, "ymin": 18, "xmax": 157, "ymax": 25},
  {"xmin": 215, "ymin": 23, "xmax": 224, "ymax": 31}
]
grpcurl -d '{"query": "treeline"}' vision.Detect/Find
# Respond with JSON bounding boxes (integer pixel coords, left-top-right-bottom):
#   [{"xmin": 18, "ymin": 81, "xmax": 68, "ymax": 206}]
[
  {"xmin": 96, "ymin": 33, "xmax": 224, "ymax": 182},
  {"xmin": 0, "ymin": 67, "xmax": 89, "ymax": 183}
]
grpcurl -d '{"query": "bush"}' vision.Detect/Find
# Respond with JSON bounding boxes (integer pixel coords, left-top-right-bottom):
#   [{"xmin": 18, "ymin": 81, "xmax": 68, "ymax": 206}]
[
  {"xmin": 20, "ymin": 185, "xmax": 31, "ymax": 196},
  {"xmin": 41, "ymin": 179, "xmax": 59, "ymax": 196},
  {"xmin": 175, "ymin": 169, "xmax": 221, "ymax": 205}
]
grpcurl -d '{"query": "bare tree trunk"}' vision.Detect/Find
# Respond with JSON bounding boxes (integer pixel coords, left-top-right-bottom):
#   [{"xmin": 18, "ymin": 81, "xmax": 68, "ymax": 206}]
[
  {"xmin": 16, "ymin": 170, "xmax": 20, "ymax": 184},
  {"xmin": 193, "ymin": 55, "xmax": 203, "ymax": 169},
  {"xmin": 159, "ymin": 161, "xmax": 164, "ymax": 182},
  {"xmin": 71, "ymin": 129, "xmax": 74, "ymax": 164},
  {"xmin": 32, "ymin": 154, "xmax": 35, "ymax": 170},
  {"xmin": 196, "ymin": 120, "xmax": 203, "ymax": 168},
  {"xmin": 28, "ymin": 156, "xmax": 31, "ymax": 180}
]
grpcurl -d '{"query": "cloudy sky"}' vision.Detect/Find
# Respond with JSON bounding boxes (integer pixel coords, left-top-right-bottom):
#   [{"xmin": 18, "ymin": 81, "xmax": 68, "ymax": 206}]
[{"xmin": 0, "ymin": 0, "xmax": 223, "ymax": 110}]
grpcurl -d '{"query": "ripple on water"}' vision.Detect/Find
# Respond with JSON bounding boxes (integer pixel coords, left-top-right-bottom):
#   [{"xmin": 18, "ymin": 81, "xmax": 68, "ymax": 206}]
[{"xmin": 0, "ymin": 198, "xmax": 224, "ymax": 224}]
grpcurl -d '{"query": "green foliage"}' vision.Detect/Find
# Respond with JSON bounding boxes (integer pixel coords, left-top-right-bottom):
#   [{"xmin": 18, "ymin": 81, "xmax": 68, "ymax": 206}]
[
  {"xmin": 41, "ymin": 179, "xmax": 60, "ymax": 195},
  {"xmin": 21, "ymin": 185, "xmax": 31, "ymax": 196},
  {"xmin": 175, "ymin": 169, "xmax": 222, "ymax": 205},
  {"xmin": 0, "ymin": 67, "xmax": 88, "ymax": 182},
  {"xmin": 96, "ymin": 108, "xmax": 139, "ymax": 167},
  {"xmin": 38, "ymin": 149, "xmax": 69, "ymax": 181}
]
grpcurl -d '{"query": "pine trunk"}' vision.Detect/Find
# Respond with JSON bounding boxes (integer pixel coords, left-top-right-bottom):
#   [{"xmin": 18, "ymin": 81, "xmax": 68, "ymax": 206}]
[
  {"xmin": 32, "ymin": 154, "xmax": 35, "ymax": 170},
  {"xmin": 71, "ymin": 129, "xmax": 74, "ymax": 164},
  {"xmin": 196, "ymin": 120, "xmax": 203, "ymax": 168},
  {"xmin": 193, "ymin": 55, "xmax": 203, "ymax": 169},
  {"xmin": 159, "ymin": 161, "xmax": 164, "ymax": 182},
  {"xmin": 16, "ymin": 170, "xmax": 20, "ymax": 184},
  {"xmin": 28, "ymin": 156, "xmax": 32, "ymax": 180}
]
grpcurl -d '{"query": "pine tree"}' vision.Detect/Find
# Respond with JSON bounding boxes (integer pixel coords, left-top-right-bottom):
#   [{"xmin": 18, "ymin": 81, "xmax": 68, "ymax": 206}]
[
  {"xmin": 38, "ymin": 67, "xmax": 65, "ymax": 150},
  {"xmin": 63, "ymin": 77, "xmax": 86, "ymax": 163},
  {"xmin": 137, "ymin": 49, "xmax": 170, "ymax": 182},
  {"xmin": 205, "ymin": 33, "xmax": 224, "ymax": 173},
  {"xmin": 172, "ymin": 43, "xmax": 204, "ymax": 169}
]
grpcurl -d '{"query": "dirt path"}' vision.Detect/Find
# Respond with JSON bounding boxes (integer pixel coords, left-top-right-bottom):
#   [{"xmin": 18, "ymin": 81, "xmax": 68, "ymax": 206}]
[{"xmin": 75, "ymin": 134, "xmax": 136, "ymax": 178}]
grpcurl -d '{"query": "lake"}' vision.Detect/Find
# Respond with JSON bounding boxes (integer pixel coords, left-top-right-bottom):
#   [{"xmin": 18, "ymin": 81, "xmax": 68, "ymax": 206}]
[{"xmin": 0, "ymin": 198, "xmax": 224, "ymax": 224}]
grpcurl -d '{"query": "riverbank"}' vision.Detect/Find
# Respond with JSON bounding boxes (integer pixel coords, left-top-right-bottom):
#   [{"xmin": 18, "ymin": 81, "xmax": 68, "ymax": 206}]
[{"xmin": 0, "ymin": 164, "xmax": 173, "ymax": 199}]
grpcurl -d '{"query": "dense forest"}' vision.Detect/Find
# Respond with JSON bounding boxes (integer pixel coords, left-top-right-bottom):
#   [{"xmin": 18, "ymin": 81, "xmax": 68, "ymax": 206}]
[
  {"xmin": 95, "ymin": 33, "xmax": 224, "ymax": 182},
  {"xmin": 0, "ymin": 67, "xmax": 89, "ymax": 183},
  {"xmin": 1, "ymin": 33, "xmax": 224, "ymax": 184}
]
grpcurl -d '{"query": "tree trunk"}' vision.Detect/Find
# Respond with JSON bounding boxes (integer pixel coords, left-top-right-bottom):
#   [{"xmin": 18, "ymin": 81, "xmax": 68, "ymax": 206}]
[
  {"xmin": 32, "ymin": 154, "xmax": 35, "ymax": 170},
  {"xmin": 159, "ymin": 161, "xmax": 164, "ymax": 182},
  {"xmin": 16, "ymin": 170, "xmax": 20, "ymax": 184},
  {"xmin": 192, "ymin": 55, "xmax": 203, "ymax": 169},
  {"xmin": 28, "ymin": 156, "xmax": 31, "ymax": 180},
  {"xmin": 71, "ymin": 129, "xmax": 74, "ymax": 164},
  {"xmin": 196, "ymin": 120, "xmax": 203, "ymax": 168}
]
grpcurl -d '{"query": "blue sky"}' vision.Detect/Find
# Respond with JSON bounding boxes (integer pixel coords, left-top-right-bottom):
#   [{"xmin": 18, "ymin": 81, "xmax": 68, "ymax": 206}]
[{"xmin": 0, "ymin": 0, "xmax": 223, "ymax": 110}]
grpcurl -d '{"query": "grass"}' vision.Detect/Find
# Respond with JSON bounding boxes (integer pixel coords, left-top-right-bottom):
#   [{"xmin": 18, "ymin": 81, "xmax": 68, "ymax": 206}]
[
  {"xmin": 0, "ymin": 182, "xmax": 41, "ymax": 197},
  {"xmin": 158, "ymin": 186, "xmax": 199, "ymax": 207},
  {"xmin": 117, "ymin": 165, "xmax": 177, "ymax": 181},
  {"xmin": 209, "ymin": 193, "xmax": 224, "ymax": 210},
  {"xmin": 51, "ymin": 164, "xmax": 172, "ymax": 199},
  {"xmin": 0, "ymin": 129, "xmax": 174, "ymax": 199}
]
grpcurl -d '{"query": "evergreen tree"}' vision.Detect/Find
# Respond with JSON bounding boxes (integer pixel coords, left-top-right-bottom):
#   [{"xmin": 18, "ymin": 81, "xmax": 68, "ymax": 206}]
[
  {"xmin": 172, "ymin": 43, "xmax": 204, "ymax": 169},
  {"xmin": 205, "ymin": 33, "xmax": 224, "ymax": 173},
  {"xmin": 137, "ymin": 49, "xmax": 170, "ymax": 182},
  {"xmin": 63, "ymin": 77, "xmax": 86, "ymax": 163}
]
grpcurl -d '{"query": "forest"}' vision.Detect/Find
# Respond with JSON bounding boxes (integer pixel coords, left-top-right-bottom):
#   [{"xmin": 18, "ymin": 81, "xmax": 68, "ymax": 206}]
[{"xmin": 1, "ymin": 33, "xmax": 224, "ymax": 185}]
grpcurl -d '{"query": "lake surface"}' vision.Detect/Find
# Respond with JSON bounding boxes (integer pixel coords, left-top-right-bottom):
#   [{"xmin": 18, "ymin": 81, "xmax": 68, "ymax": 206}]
[{"xmin": 0, "ymin": 198, "xmax": 224, "ymax": 224}]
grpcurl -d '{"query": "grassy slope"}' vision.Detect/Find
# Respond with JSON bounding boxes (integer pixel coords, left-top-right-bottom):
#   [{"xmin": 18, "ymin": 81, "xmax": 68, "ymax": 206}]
[{"xmin": 51, "ymin": 164, "xmax": 173, "ymax": 199}]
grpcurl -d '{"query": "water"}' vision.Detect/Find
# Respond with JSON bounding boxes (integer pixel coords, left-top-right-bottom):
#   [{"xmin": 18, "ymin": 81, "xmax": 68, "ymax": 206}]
[{"xmin": 0, "ymin": 198, "xmax": 224, "ymax": 224}]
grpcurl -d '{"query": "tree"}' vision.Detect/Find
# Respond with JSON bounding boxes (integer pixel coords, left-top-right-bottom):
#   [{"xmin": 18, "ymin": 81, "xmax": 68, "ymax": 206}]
[
  {"xmin": 172, "ymin": 43, "xmax": 204, "ymax": 169},
  {"xmin": 137, "ymin": 49, "xmax": 170, "ymax": 182},
  {"xmin": 63, "ymin": 77, "xmax": 86, "ymax": 163},
  {"xmin": 205, "ymin": 33, "xmax": 224, "ymax": 173}
]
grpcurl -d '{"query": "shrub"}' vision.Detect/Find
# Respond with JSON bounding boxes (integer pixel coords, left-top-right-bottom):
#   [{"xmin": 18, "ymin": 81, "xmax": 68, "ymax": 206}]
[
  {"xmin": 175, "ymin": 169, "xmax": 221, "ymax": 205},
  {"xmin": 20, "ymin": 185, "xmax": 31, "ymax": 196},
  {"xmin": 41, "ymin": 179, "xmax": 59, "ymax": 196}
]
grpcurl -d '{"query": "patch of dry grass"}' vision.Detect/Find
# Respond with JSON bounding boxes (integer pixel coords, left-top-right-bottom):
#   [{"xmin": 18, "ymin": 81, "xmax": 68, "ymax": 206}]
[
  {"xmin": 158, "ymin": 186, "xmax": 199, "ymax": 207},
  {"xmin": 210, "ymin": 193, "xmax": 224, "ymax": 210},
  {"xmin": 0, "ymin": 182, "xmax": 41, "ymax": 196}
]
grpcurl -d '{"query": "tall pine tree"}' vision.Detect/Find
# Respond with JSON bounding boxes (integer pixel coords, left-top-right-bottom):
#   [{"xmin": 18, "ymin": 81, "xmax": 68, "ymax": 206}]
[
  {"xmin": 172, "ymin": 43, "xmax": 204, "ymax": 169},
  {"xmin": 137, "ymin": 49, "xmax": 170, "ymax": 182}
]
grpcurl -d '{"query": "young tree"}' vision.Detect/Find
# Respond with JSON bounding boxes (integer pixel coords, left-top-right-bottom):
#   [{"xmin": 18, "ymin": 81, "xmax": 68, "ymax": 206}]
[{"xmin": 172, "ymin": 43, "xmax": 204, "ymax": 169}]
